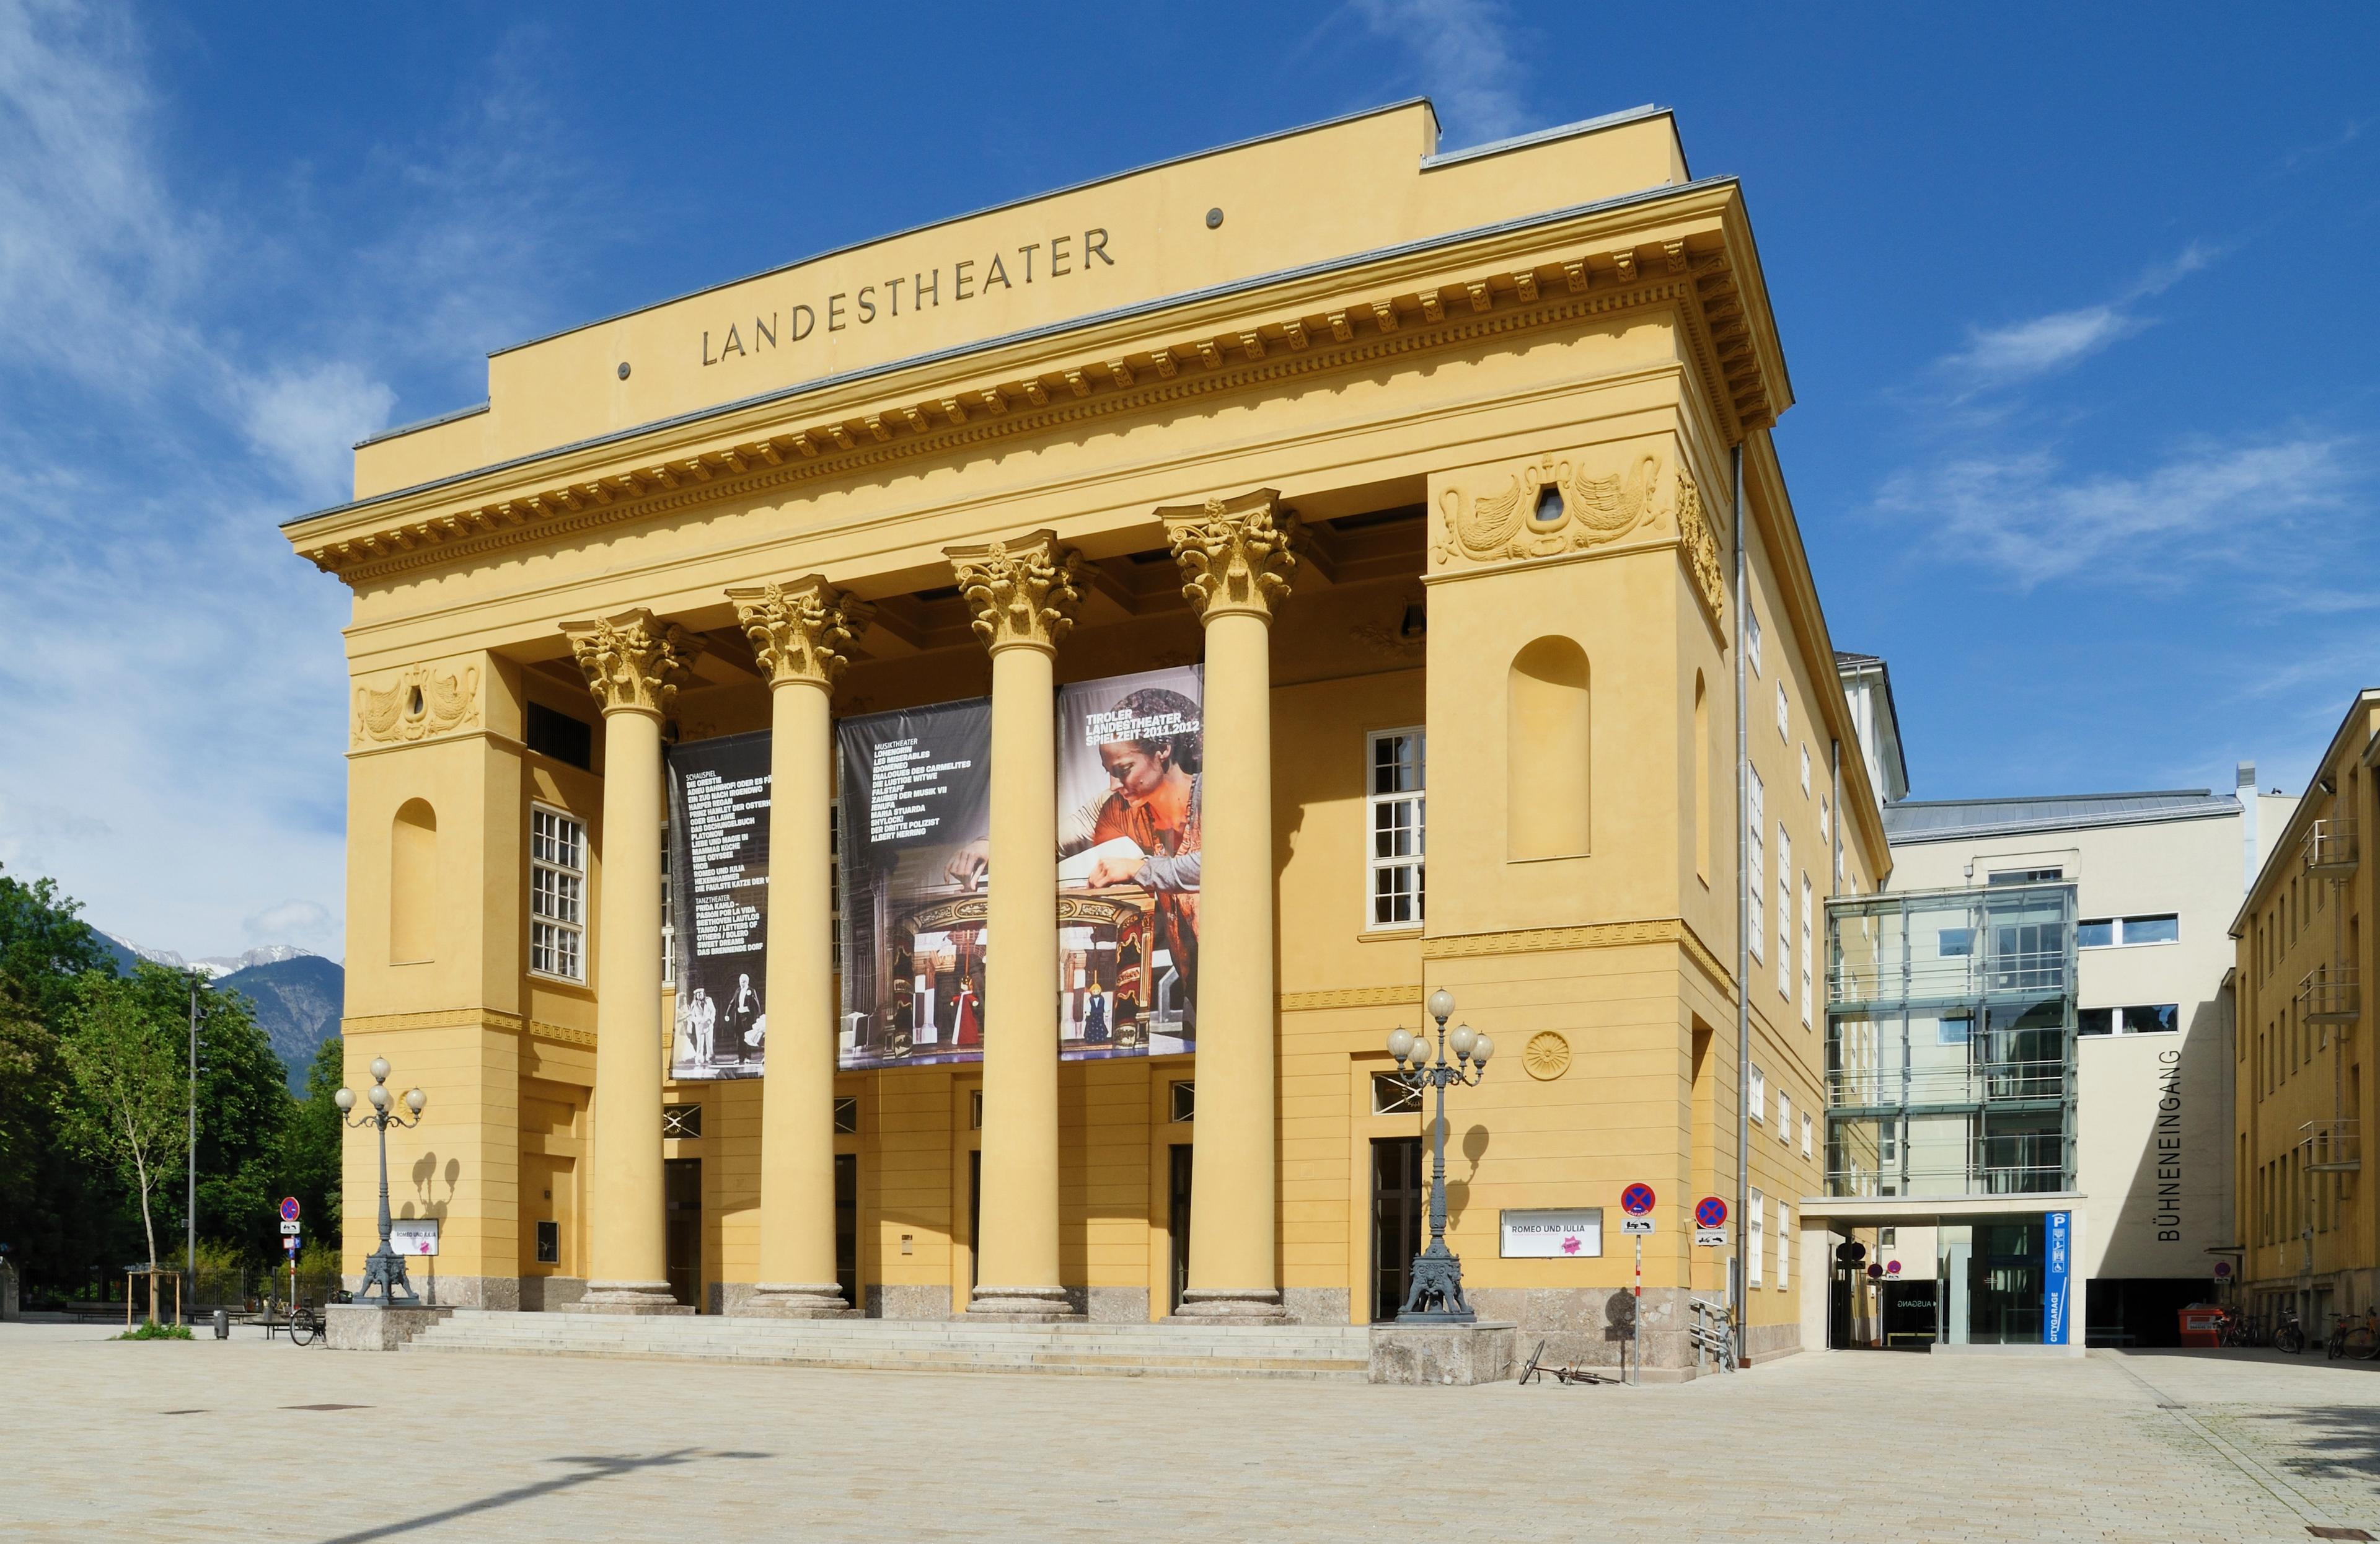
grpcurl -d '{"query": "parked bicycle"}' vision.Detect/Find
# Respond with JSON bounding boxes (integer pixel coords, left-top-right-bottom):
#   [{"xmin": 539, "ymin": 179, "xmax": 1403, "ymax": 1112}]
[
  {"xmin": 2273, "ymin": 1305, "xmax": 2308, "ymax": 1355},
  {"xmin": 2216, "ymin": 1305, "xmax": 2263, "ymax": 1348},
  {"xmin": 2327, "ymin": 1307, "xmax": 2380, "ymax": 1361},
  {"xmin": 1690, "ymin": 1295, "xmax": 1738, "ymax": 1372}
]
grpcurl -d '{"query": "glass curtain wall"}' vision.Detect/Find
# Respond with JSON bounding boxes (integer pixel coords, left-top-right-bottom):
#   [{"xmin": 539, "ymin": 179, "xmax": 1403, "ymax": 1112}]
[{"xmin": 1823, "ymin": 883, "xmax": 2077, "ymax": 1198}]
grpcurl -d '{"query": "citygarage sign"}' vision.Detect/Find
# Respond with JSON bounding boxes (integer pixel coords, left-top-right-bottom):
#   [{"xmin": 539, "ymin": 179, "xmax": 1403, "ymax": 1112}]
[{"xmin": 699, "ymin": 228, "xmax": 1119, "ymax": 369}]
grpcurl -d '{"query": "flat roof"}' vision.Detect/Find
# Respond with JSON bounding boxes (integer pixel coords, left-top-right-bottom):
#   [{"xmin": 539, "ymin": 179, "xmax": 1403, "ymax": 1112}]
[{"xmin": 1885, "ymin": 790, "xmax": 2241, "ymax": 844}]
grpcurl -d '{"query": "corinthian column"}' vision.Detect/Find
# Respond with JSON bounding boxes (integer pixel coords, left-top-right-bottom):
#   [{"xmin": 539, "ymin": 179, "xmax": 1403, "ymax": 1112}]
[
  {"xmin": 1161, "ymin": 490, "xmax": 1297, "ymax": 1321},
  {"xmin": 560, "ymin": 608, "xmax": 702, "ymax": 1314},
  {"xmin": 946, "ymin": 530, "xmax": 1085, "ymax": 1320},
  {"xmin": 728, "ymin": 576, "xmax": 872, "ymax": 1318}
]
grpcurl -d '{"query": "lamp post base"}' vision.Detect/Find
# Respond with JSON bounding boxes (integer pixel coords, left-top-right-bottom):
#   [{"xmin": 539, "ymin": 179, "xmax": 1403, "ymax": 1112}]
[{"xmin": 563, "ymin": 1281, "xmax": 697, "ymax": 1315}]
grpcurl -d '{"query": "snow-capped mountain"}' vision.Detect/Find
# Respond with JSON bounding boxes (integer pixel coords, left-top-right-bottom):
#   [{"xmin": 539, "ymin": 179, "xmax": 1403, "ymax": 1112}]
[{"xmin": 102, "ymin": 935, "xmax": 319, "ymax": 978}]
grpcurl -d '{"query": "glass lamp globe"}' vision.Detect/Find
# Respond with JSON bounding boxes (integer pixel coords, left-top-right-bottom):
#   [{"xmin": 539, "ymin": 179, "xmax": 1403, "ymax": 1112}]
[
  {"xmin": 1385, "ymin": 1027, "xmax": 1416, "ymax": 1064},
  {"xmin": 369, "ymin": 1056, "xmax": 391, "ymax": 1083},
  {"xmin": 1471, "ymin": 1034, "xmax": 1495, "ymax": 1064},
  {"xmin": 334, "ymin": 1087, "xmax": 356, "ymax": 1112},
  {"xmin": 405, "ymin": 1088, "xmax": 427, "ymax": 1114},
  {"xmin": 368, "ymin": 1083, "xmax": 390, "ymax": 1110},
  {"xmin": 1448, "ymin": 1025, "xmax": 1478, "ymax": 1060},
  {"xmin": 1427, "ymin": 988, "xmax": 1455, "ymax": 1024}
]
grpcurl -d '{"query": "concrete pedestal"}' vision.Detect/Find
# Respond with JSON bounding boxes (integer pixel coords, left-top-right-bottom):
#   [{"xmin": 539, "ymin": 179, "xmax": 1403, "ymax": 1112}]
[
  {"xmin": 325, "ymin": 1304, "xmax": 453, "ymax": 1351},
  {"xmin": 1368, "ymin": 1321, "xmax": 1518, "ymax": 1385}
]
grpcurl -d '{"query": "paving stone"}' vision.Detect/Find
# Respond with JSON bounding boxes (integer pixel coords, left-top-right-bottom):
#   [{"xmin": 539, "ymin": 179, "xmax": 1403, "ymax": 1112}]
[{"xmin": 4, "ymin": 1325, "xmax": 2376, "ymax": 1541}]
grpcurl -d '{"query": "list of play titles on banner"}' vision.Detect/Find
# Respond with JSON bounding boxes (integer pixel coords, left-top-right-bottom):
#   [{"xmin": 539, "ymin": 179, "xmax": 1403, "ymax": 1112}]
[
  {"xmin": 867, "ymin": 738, "xmax": 975, "ymax": 844},
  {"xmin": 685, "ymin": 767, "xmax": 768, "ymax": 953}
]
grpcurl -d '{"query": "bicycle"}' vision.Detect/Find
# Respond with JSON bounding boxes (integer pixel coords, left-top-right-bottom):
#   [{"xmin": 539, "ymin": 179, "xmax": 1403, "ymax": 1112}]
[
  {"xmin": 1690, "ymin": 1295, "xmax": 1738, "ymax": 1372},
  {"xmin": 2273, "ymin": 1306, "xmax": 2307, "ymax": 1355},
  {"xmin": 2327, "ymin": 1307, "xmax": 2379, "ymax": 1361}
]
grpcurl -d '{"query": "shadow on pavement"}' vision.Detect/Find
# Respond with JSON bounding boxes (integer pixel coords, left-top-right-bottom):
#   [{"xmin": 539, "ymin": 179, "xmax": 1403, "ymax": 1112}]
[{"xmin": 316, "ymin": 1447, "xmax": 772, "ymax": 1543}]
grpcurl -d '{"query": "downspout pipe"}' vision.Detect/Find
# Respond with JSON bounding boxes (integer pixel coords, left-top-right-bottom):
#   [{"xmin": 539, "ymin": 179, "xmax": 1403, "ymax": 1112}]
[{"xmin": 1732, "ymin": 441, "xmax": 1750, "ymax": 1367}]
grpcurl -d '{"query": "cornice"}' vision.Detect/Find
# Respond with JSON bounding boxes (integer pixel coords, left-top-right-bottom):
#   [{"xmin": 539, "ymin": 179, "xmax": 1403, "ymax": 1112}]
[
  {"xmin": 1422, "ymin": 917, "xmax": 1737, "ymax": 994},
  {"xmin": 1280, "ymin": 985, "xmax": 1422, "ymax": 1012},
  {"xmin": 294, "ymin": 187, "xmax": 1781, "ymax": 588}
]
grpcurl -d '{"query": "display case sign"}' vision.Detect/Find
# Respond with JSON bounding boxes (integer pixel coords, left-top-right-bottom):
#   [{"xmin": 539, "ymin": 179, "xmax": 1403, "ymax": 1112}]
[{"xmin": 1500, "ymin": 1208, "xmax": 1603, "ymax": 1258}]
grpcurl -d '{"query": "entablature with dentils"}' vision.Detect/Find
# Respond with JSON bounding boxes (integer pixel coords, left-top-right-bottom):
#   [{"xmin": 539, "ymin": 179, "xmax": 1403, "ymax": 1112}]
[{"xmin": 288, "ymin": 182, "xmax": 1786, "ymax": 588}]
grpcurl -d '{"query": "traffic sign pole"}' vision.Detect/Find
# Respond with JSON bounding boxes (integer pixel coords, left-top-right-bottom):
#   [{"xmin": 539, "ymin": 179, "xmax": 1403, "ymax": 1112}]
[{"xmin": 1619, "ymin": 1183, "xmax": 1655, "ymax": 1387}]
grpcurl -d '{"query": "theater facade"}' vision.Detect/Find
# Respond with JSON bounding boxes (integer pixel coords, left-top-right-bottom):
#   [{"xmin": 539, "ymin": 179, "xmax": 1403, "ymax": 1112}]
[{"xmin": 288, "ymin": 100, "xmax": 1887, "ymax": 1370}]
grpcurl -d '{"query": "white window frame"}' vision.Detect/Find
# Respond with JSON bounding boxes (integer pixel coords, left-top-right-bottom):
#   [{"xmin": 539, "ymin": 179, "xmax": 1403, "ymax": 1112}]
[
  {"xmin": 1747, "ymin": 770, "xmax": 1766, "ymax": 961},
  {"xmin": 1365, "ymin": 728, "xmax": 1426, "ymax": 930},
  {"xmin": 1777, "ymin": 1201, "xmax": 1791, "ymax": 1289},
  {"xmin": 1778, "ymin": 1089, "xmax": 1793, "ymax": 1144},
  {"xmin": 1775, "ymin": 681, "xmax": 1789, "ymax": 741},
  {"xmin": 1750, "ymin": 1064, "xmax": 1766, "ymax": 1123},
  {"xmin": 1749, "ymin": 1189, "xmax": 1765, "ymax": 1287},
  {"xmin": 1799, "ymin": 744, "xmax": 1810, "ymax": 796},
  {"xmin": 1776, "ymin": 825, "xmax": 1792, "ymax": 997},
  {"xmin": 531, "ymin": 803, "xmax": 587, "ymax": 983},
  {"xmin": 1800, "ymin": 1112, "xmax": 1812, "ymax": 1158},
  {"xmin": 1746, "ymin": 607, "xmax": 1764, "ymax": 677}
]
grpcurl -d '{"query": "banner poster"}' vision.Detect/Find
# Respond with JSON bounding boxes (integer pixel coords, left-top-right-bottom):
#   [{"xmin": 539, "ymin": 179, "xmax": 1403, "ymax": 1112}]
[
  {"xmin": 1053, "ymin": 665, "xmax": 1202, "ymax": 1059},
  {"xmin": 836, "ymin": 699, "xmax": 995, "ymax": 1069},
  {"xmin": 665, "ymin": 730, "xmax": 772, "ymax": 1082},
  {"xmin": 833, "ymin": 665, "xmax": 1202, "ymax": 1070}
]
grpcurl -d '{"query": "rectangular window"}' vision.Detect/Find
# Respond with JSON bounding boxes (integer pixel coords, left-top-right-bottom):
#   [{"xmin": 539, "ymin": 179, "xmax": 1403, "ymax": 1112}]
[
  {"xmin": 2121, "ymin": 914, "xmax": 2179, "ymax": 945},
  {"xmin": 1778, "ymin": 1090, "xmax": 1793, "ymax": 1143},
  {"xmin": 1747, "ymin": 606, "xmax": 1764, "ymax": 676},
  {"xmin": 1366, "ymin": 730, "xmax": 1426, "ymax": 930},
  {"xmin": 1370, "ymin": 1072, "xmax": 1422, "ymax": 1116},
  {"xmin": 661, "ymin": 1104, "xmax": 702, "ymax": 1139},
  {"xmin": 1170, "ymin": 1080, "xmax": 1196, "ymax": 1123},
  {"xmin": 1799, "ymin": 873, "xmax": 1814, "ymax": 1025},
  {"xmin": 1799, "ymin": 744, "xmax": 1811, "ymax": 796},
  {"xmin": 1818, "ymin": 795, "xmax": 1830, "ymax": 842},
  {"xmin": 2078, "ymin": 1007, "xmax": 2115, "ymax": 1036},
  {"xmin": 524, "ymin": 700, "xmax": 593, "ymax": 770},
  {"xmin": 530, "ymin": 805, "xmax": 586, "ymax": 982},
  {"xmin": 1880, "ymin": 1226, "xmax": 1897, "ymax": 1248},
  {"xmin": 833, "ymin": 1096, "xmax": 860, "ymax": 1134},
  {"xmin": 1777, "ymin": 826, "xmax": 1792, "ymax": 997},
  {"xmin": 1747, "ymin": 770, "xmax": 1766, "ymax": 959},
  {"xmin": 1775, "ymin": 681, "xmax": 1789, "ymax": 741},
  {"xmin": 1749, "ymin": 1189, "xmax": 1765, "ymax": 1287},
  {"xmin": 1988, "ymin": 867, "xmax": 2063, "ymax": 886},
  {"xmin": 1800, "ymin": 1112, "xmax": 1812, "ymax": 1158},
  {"xmin": 2077, "ymin": 919, "xmax": 2115, "ymax": 948},
  {"xmin": 1750, "ymin": 1064, "xmax": 1766, "ymax": 1123},
  {"xmin": 1777, "ymin": 1202, "xmax": 1790, "ymax": 1289},
  {"xmin": 2084, "ymin": 1004, "xmax": 2182, "ymax": 1036},
  {"xmin": 2079, "ymin": 915, "xmax": 2179, "ymax": 948}
]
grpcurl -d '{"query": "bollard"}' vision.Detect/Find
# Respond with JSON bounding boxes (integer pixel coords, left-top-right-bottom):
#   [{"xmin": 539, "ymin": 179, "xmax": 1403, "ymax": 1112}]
[{"xmin": 213, "ymin": 1307, "xmax": 229, "ymax": 1339}]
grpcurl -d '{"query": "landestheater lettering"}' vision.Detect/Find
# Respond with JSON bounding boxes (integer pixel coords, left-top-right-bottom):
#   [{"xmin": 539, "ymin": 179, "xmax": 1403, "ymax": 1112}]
[{"xmin": 703, "ymin": 227, "xmax": 1116, "ymax": 366}]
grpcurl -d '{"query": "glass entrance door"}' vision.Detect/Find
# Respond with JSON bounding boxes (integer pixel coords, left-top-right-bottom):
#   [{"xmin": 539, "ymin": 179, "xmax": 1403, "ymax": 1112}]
[
  {"xmin": 1371, "ymin": 1137, "xmax": 1423, "ymax": 1321},
  {"xmin": 1962, "ymin": 1219, "xmax": 2043, "ymax": 1344}
]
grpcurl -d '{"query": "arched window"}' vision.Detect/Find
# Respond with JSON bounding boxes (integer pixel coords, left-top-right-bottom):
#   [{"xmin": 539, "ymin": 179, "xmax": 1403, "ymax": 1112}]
[
  {"xmin": 1507, "ymin": 637, "xmax": 1590, "ymax": 860},
  {"xmin": 390, "ymin": 799, "xmax": 438, "ymax": 964}
]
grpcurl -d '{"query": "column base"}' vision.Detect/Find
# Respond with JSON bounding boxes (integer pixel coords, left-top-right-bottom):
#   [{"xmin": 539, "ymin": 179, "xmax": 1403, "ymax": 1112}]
[
  {"xmin": 1169, "ymin": 1287, "xmax": 1292, "ymax": 1323},
  {"xmin": 966, "ymin": 1285, "xmax": 1082, "ymax": 1322},
  {"xmin": 737, "ymin": 1283, "xmax": 861, "ymax": 1319},
  {"xmin": 561, "ymin": 1281, "xmax": 697, "ymax": 1316}
]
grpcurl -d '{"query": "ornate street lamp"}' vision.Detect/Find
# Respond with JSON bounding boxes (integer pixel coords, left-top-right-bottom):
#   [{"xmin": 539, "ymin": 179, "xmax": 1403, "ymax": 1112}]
[
  {"xmin": 335, "ymin": 1057, "xmax": 428, "ymax": 1307},
  {"xmin": 1386, "ymin": 988, "xmax": 1494, "ymax": 1321}
]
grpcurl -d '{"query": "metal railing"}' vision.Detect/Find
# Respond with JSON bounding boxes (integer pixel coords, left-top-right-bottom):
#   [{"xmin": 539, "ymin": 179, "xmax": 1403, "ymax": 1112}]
[
  {"xmin": 2302, "ymin": 1119, "xmax": 2362, "ymax": 1172},
  {"xmin": 1827, "ymin": 1059, "xmax": 2068, "ymax": 1109},
  {"xmin": 2298, "ymin": 968, "xmax": 2360, "ymax": 1025},
  {"xmin": 1825, "ymin": 1160, "xmax": 2068, "ymax": 1199},
  {"xmin": 1830, "ymin": 946, "xmax": 2068, "ymax": 1008},
  {"xmin": 2305, "ymin": 818, "xmax": 2360, "ymax": 875}
]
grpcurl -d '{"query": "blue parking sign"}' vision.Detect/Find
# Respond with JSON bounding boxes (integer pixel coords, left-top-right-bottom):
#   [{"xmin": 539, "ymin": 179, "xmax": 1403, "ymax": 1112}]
[{"xmin": 2043, "ymin": 1211, "xmax": 2071, "ymax": 1346}]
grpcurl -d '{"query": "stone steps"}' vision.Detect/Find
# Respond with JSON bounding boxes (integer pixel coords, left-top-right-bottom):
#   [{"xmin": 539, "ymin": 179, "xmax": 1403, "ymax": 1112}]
[{"xmin": 402, "ymin": 1310, "xmax": 1372, "ymax": 1380}]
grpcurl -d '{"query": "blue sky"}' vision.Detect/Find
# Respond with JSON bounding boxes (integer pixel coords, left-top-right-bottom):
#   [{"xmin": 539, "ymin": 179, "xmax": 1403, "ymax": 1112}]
[{"xmin": 2, "ymin": 1, "xmax": 2374, "ymax": 958}]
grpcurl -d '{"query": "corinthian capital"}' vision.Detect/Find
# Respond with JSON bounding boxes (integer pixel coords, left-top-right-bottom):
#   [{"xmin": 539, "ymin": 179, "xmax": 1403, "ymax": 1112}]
[
  {"xmin": 1160, "ymin": 488, "xmax": 1298, "ymax": 622},
  {"xmin": 726, "ymin": 576, "xmax": 874, "ymax": 690},
  {"xmin": 945, "ymin": 529, "xmax": 1085, "ymax": 654},
  {"xmin": 560, "ymin": 609, "xmax": 702, "ymax": 718}
]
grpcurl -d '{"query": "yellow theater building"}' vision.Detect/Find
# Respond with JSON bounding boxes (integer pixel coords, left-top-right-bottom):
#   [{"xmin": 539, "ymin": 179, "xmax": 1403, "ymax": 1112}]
[{"xmin": 286, "ymin": 100, "xmax": 1888, "ymax": 1373}]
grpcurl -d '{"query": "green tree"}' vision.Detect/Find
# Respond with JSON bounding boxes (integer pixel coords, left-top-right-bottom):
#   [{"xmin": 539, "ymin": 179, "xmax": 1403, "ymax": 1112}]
[
  {"xmin": 56, "ymin": 974, "xmax": 187, "ymax": 1322},
  {"xmin": 0, "ymin": 864, "xmax": 113, "ymax": 1023},
  {"xmin": 0, "ymin": 864, "xmax": 119, "ymax": 1289},
  {"xmin": 0, "ymin": 971, "xmax": 48, "ymax": 1214}
]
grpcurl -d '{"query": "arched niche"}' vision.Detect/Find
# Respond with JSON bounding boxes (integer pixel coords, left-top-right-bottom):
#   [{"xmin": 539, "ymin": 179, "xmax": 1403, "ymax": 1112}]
[
  {"xmin": 390, "ymin": 798, "xmax": 438, "ymax": 964},
  {"xmin": 1507, "ymin": 637, "xmax": 1590, "ymax": 861}
]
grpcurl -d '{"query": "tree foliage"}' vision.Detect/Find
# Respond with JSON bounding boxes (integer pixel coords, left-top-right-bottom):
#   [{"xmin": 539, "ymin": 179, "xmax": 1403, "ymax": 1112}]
[{"xmin": 56, "ymin": 973, "xmax": 189, "ymax": 1317}]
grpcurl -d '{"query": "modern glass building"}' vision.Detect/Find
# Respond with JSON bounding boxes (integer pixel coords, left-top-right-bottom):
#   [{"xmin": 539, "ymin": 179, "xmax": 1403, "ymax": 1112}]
[{"xmin": 1818, "ymin": 881, "xmax": 2081, "ymax": 1349}]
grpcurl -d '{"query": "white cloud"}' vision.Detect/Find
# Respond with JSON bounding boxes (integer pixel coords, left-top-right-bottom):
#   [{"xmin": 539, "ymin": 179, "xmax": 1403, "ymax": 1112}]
[
  {"xmin": 240, "ymin": 362, "xmax": 396, "ymax": 501},
  {"xmin": 1878, "ymin": 436, "xmax": 2354, "ymax": 588},
  {"xmin": 243, "ymin": 899, "xmax": 338, "ymax": 952},
  {"xmin": 1349, "ymin": 0, "xmax": 1532, "ymax": 147},
  {"xmin": 1941, "ymin": 306, "xmax": 2140, "ymax": 388}
]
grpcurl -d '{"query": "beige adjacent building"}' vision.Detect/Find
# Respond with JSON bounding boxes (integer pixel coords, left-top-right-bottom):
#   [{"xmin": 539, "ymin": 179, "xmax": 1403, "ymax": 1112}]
[{"xmin": 286, "ymin": 100, "xmax": 1889, "ymax": 1374}]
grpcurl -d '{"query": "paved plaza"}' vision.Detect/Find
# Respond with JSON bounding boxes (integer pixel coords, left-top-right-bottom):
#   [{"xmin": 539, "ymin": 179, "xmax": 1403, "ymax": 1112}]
[{"xmin": 6, "ymin": 1324, "xmax": 2380, "ymax": 1542}]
